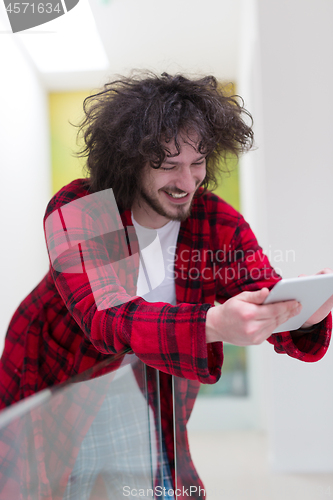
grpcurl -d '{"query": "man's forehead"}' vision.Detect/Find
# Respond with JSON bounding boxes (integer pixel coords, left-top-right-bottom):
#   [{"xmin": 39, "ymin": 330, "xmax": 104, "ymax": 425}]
[{"xmin": 162, "ymin": 131, "xmax": 201, "ymax": 157}]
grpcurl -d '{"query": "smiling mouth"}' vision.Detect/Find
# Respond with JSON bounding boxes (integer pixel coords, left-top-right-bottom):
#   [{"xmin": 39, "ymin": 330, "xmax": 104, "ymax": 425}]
[{"xmin": 164, "ymin": 191, "xmax": 188, "ymax": 199}]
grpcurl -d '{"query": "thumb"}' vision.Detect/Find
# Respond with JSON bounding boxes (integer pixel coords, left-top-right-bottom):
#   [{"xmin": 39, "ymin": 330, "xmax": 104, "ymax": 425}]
[{"xmin": 239, "ymin": 287, "xmax": 270, "ymax": 305}]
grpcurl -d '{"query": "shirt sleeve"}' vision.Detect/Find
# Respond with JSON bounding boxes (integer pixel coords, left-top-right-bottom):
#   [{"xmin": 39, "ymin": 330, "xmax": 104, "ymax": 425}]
[{"xmin": 266, "ymin": 315, "xmax": 332, "ymax": 362}]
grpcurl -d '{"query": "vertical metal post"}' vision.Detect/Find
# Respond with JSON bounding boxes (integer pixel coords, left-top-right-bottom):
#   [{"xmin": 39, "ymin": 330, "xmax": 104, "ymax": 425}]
[
  {"xmin": 155, "ymin": 369, "xmax": 164, "ymax": 500},
  {"xmin": 172, "ymin": 375, "xmax": 178, "ymax": 498}
]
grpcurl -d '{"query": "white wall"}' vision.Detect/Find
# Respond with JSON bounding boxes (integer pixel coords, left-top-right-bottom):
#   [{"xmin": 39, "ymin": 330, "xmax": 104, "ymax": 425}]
[
  {"xmin": 257, "ymin": 0, "xmax": 333, "ymax": 278},
  {"xmin": 238, "ymin": 0, "xmax": 333, "ymax": 472},
  {"xmin": 0, "ymin": 13, "xmax": 51, "ymax": 352}
]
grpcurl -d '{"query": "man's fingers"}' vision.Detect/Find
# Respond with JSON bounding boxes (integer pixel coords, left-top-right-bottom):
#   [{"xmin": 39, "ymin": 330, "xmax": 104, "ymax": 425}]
[
  {"xmin": 238, "ymin": 288, "xmax": 302, "ymax": 329},
  {"xmin": 239, "ymin": 288, "xmax": 270, "ymax": 305},
  {"xmin": 274, "ymin": 302, "xmax": 302, "ymax": 328},
  {"xmin": 261, "ymin": 300, "xmax": 301, "ymax": 319},
  {"xmin": 256, "ymin": 301, "xmax": 302, "ymax": 334}
]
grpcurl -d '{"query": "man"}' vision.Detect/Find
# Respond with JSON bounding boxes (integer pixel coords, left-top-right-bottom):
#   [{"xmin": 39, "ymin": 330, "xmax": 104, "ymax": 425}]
[{"xmin": 0, "ymin": 73, "xmax": 332, "ymax": 499}]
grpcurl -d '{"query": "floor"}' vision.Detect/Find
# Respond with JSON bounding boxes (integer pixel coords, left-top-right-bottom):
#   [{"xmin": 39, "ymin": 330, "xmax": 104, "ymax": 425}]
[{"xmin": 188, "ymin": 430, "xmax": 333, "ymax": 500}]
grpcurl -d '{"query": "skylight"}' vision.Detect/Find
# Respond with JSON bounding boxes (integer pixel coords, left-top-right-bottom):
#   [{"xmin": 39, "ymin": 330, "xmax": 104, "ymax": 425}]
[{"xmin": 6, "ymin": 0, "xmax": 109, "ymax": 73}]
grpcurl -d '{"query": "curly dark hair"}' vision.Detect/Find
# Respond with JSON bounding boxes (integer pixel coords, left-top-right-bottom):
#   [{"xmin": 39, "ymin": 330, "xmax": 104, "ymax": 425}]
[{"xmin": 78, "ymin": 72, "xmax": 254, "ymax": 210}]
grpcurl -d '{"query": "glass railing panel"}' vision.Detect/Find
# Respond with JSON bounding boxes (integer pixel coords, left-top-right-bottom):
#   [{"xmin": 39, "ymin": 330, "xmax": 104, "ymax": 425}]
[{"xmin": 0, "ymin": 352, "xmax": 162, "ymax": 500}]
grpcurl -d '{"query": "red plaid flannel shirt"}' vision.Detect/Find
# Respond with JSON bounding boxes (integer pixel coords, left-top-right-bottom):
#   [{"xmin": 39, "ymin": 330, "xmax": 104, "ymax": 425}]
[{"xmin": 0, "ymin": 178, "xmax": 331, "ymax": 498}]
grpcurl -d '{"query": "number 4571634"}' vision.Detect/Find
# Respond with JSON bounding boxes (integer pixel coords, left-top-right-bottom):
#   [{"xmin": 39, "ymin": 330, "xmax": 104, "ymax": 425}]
[{"xmin": 6, "ymin": 3, "xmax": 61, "ymax": 14}]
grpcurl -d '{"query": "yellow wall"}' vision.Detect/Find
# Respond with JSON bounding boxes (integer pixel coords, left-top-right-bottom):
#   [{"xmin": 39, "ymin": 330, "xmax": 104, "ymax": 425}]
[
  {"xmin": 213, "ymin": 155, "xmax": 239, "ymax": 211},
  {"xmin": 49, "ymin": 91, "xmax": 89, "ymax": 195},
  {"xmin": 212, "ymin": 82, "xmax": 240, "ymax": 211}
]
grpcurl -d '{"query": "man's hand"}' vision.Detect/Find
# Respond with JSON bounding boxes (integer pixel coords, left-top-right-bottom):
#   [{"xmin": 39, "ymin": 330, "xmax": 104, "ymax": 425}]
[
  {"xmin": 300, "ymin": 268, "xmax": 333, "ymax": 329},
  {"xmin": 206, "ymin": 288, "xmax": 301, "ymax": 345}
]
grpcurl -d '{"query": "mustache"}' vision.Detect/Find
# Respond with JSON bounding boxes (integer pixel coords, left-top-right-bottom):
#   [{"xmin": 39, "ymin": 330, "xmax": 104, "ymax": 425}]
[{"xmin": 162, "ymin": 181, "xmax": 202, "ymax": 195}]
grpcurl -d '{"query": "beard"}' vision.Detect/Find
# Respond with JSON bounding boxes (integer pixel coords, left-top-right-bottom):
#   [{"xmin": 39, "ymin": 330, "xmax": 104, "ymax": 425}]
[{"xmin": 139, "ymin": 185, "xmax": 197, "ymax": 222}]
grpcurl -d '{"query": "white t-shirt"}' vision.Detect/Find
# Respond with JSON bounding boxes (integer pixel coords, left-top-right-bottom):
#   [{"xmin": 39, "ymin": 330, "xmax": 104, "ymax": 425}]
[{"xmin": 131, "ymin": 214, "xmax": 181, "ymax": 305}]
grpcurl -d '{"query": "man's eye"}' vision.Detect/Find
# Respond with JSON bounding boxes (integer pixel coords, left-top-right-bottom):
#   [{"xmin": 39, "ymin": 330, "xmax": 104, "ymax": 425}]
[
  {"xmin": 193, "ymin": 160, "xmax": 205, "ymax": 166},
  {"xmin": 161, "ymin": 166, "xmax": 175, "ymax": 171}
]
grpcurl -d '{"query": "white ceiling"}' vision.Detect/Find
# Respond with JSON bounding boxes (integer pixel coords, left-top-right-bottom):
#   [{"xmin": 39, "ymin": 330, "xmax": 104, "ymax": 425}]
[{"xmin": 41, "ymin": 0, "xmax": 241, "ymax": 91}]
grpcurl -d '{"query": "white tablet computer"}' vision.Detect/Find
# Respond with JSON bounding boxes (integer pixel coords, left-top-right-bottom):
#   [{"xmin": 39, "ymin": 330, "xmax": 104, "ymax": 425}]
[{"xmin": 263, "ymin": 273, "xmax": 333, "ymax": 333}]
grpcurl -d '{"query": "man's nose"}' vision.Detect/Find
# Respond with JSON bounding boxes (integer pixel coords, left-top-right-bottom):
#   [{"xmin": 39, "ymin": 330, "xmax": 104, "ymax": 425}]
[{"xmin": 176, "ymin": 167, "xmax": 197, "ymax": 193}]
